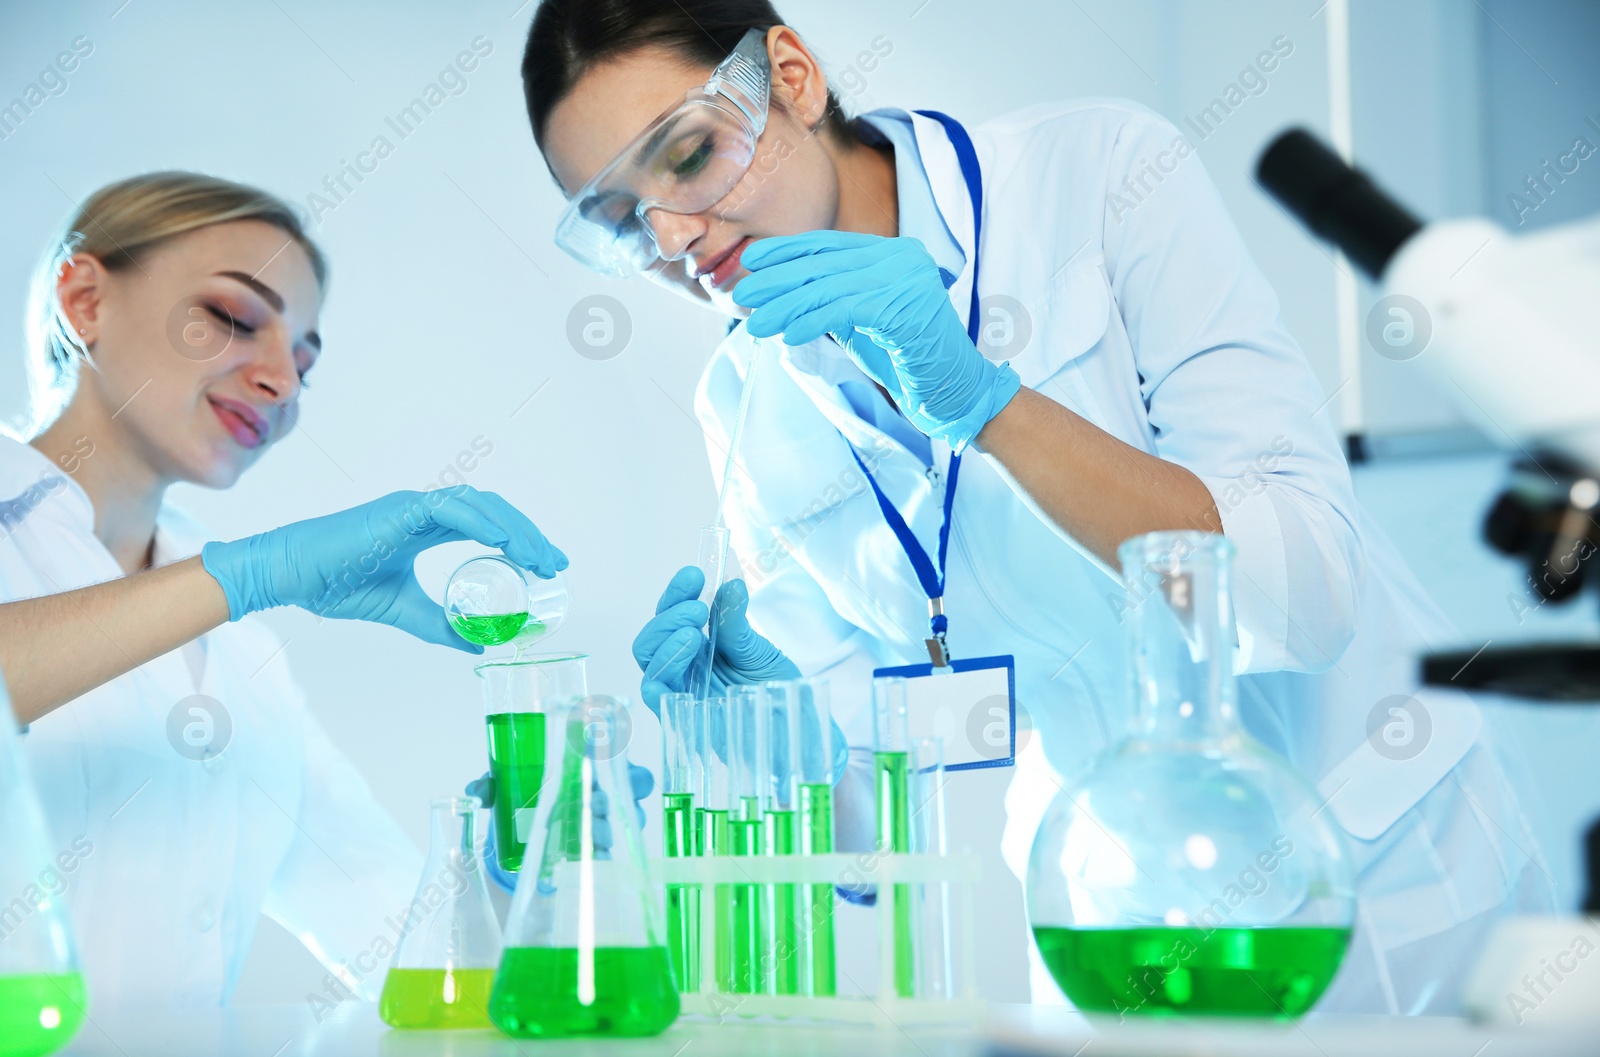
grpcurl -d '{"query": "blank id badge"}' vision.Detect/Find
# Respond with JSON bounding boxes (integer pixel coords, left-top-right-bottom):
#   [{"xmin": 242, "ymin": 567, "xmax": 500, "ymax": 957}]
[{"xmin": 872, "ymin": 655, "xmax": 1016, "ymax": 770}]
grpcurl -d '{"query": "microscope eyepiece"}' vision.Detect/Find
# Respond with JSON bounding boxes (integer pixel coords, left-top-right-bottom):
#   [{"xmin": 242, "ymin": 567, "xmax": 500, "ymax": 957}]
[{"xmin": 1256, "ymin": 128, "xmax": 1423, "ymax": 281}]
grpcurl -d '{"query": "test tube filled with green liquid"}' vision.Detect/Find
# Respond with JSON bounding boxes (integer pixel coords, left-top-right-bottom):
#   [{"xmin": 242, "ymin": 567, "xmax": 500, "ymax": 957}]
[
  {"xmin": 760, "ymin": 681, "xmax": 802, "ymax": 996},
  {"xmin": 697, "ymin": 696, "xmax": 735, "ymax": 991},
  {"xmin": 476, "ymin": 654, "xmax": 588, "ymax": 872},
  {"xmin": 794, "ymin": 677, "xmax": 838, "ymax": 996},
  {"xmin": 726, "ymin": 685, "xmax": 769, "ymax": 994},
  {"xmin": 659, "ymin": 692, "xmax": 700, "ymax": 992},
  {"xmin": 874, "ymin": 676, "xmax": 916, "ymax": 998}
]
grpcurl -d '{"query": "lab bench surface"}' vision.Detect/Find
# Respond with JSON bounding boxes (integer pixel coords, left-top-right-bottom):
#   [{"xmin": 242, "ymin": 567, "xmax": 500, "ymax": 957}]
[{"xmin": 54, "ymin": 1002, "xmax": 1597, "ymax": 1057}]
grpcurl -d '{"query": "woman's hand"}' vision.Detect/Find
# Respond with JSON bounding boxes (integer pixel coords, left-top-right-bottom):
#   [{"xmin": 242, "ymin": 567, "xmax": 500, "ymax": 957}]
[
  {"xmin": 201, "ymin": 486, "xmax": 566, "ymax": 651},
  {"xmin": 734, "ymin": 231, "xmax": 1021, "ymax": 452}
]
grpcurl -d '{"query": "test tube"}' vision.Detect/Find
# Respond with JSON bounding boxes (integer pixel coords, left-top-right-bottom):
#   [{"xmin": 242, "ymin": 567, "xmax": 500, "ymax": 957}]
[
  {"xmin": 794, "ymin": 677, "xmax": 837, "ymax": 997},
  {"xmin": 873, "ymin": 676, "xmax": 916, "ymax": 998},
  {"xmin": 660, "ymin": 691, "xmax": 699, "ymax": 992},
  {"xmin": 689, "ymin": 525, "xmax": 731, "ymax": 701},
  {"xmin": 762, "ymin": 680, "xmax": 801, "ymax": 996},
  {"xmin": 697, "ymin": 696, "xmax": 734, "ymax": 992},
  {"xmin": 726, "ymin": 685, "xmax": 769, "ymax": 993},
  {"xmin": 910, "ymin": 736, "xmax": 953, "ymax": 1000}
]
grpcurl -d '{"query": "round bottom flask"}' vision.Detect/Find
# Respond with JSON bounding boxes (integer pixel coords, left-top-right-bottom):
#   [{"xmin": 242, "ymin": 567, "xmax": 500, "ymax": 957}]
[{"xmin": 1026, "ymin": 532, "xmax": 1356, "ymax": 1018}]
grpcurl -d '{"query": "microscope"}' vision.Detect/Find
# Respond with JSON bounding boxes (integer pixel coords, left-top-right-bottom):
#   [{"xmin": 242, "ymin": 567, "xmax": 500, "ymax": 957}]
[{"xmin": 1256, "ymin": 129, "xmax": 1600, "ymax": 1026}]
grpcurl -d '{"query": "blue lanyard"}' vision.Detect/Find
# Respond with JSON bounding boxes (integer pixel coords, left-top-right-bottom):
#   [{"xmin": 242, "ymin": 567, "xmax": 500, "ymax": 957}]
[{"xmin": 840, "ymin": 109, "xmax": 983, "ymax": 663}]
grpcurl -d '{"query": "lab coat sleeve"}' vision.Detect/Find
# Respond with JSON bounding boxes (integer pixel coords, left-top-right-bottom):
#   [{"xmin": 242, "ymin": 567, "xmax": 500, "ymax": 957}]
[
  {"xmin": 257, "ymin": 653, "xmax": 423, "ymax": 1000},
  {"xmin": 1097, "ymin": 108, "xmax": 1363, "ymax": 674}
]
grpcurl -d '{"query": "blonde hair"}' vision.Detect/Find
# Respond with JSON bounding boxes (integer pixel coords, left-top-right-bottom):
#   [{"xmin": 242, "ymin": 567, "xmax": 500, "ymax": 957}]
[{"xmin": 23, "ymin": 171, "xmax": 327, "ymax": 433}]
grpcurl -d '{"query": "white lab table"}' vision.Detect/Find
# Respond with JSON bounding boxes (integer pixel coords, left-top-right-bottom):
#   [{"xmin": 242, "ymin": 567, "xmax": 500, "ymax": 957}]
[{"xmin": 53, "ymin": 1003, "xmax": 1597, "ymax": 1057}]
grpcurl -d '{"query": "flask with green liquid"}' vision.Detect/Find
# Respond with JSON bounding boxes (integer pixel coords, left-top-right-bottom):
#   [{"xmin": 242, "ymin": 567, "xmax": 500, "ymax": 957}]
[
  {"xmin": 1026, "ymin": 531, "xmax": 1356, "ymax": 1018},
  {"xmin": 489, "ymin": 695, "xmax": 679, "ymax": 1038},
  {"xmin": 0, "ymin": 669, "xmax": 86, "ymax": 1057},
  {"xmin": 445, "ymin": 555, "xmax": 569, "ymax": 650},
  {"xmin": 378, "ymin": 796, "xmax": 502, "ymax": 1029}
]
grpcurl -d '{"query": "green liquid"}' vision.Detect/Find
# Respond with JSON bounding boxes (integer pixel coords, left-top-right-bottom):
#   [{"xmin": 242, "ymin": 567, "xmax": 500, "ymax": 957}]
[
  {"xmin": 451, "ymin": 611, "xmax": 530, "ymax": 646},
  {"xmin": 378, "ymin": 967, "xmax": 495, "ymax": 1029},
  {"xmin": 489, "ymin": 946, "xmax": 679, "ymax": 1037},
  {"xmin": 698, "ymin": 808, "xmax": 734, "ymax": 992},
  {"xmin": 764, "ymin": 808, "xmax": 800, "ymax": 995},
  {"xmin": 1033, "ymin": 926, "xmax": 1352, "ymax": 1018},
  {"xmin": 798, "ymin": 782, "xmax": 837, "ymax": 996},
  {"xmin": 664, "ymin": 791, "xmax": 700, "ymax": 992},
  {"xmin": 0, "ymin": 972, "xmax": 86, "ymax": 1057},
  {"xmin": 874, "ymin": 750, "xmax": 915, "ymax": 998},
  {"xmin": 485, "ymin": 711, "xmax": 546, "ymax": 872},
  {"xmin": 729, "ymin": 800, "xmax": 765, "ymax": 994}
]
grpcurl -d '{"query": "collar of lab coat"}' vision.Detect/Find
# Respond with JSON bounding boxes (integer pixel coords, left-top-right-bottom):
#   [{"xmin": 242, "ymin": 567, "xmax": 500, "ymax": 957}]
[{"xmin": 0, "ymin": 433, "xmax": 210, "ymax": 569}]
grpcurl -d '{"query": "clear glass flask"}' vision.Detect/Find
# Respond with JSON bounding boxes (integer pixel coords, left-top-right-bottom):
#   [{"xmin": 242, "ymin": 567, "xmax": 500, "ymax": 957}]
[
  {"xmin": 489, "ymin": 695, "xmax": 679, "ymax": 1038},
  {"xmin": 873, "ymin": 675, "xmax": 917, "ymax": 998},
  {"xmin": 659, "ymin": 691, "xmax": 700, "ymax": 992},
  {"xmin": 446, "ymin": 555, "xmax": 570, "ymax": 649},
  {"xmin": 379, "ymin": 796, "xmax": 503, "ymax": 1029},
  {"xmin": 476, "ymin": 654, "xmax": 588, "ymax": 873},
  {"xmin": 0, "ymin": 671, "xmax": 86, "ymax": 1057},
  {"xmin": 1027, "ymin": 531, "xmax": 1356, "ymax": 1018}
]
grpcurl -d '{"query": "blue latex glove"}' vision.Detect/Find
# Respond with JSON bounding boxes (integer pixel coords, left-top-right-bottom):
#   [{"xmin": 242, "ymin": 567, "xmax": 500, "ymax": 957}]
[
  {"xmin": 734, "ymin": 231, "xmax": 1022, "ymax": 453},
  {"xmin": 632, "ymin": 566, "xmax": 849, "ymax": 782},
  {"xmin": 201, "ymin": 486, "xmax": 565, "ymax": 652},
  {"xmin": 467, "ymin": 763, "xmax": 654, "ymax": 893}
]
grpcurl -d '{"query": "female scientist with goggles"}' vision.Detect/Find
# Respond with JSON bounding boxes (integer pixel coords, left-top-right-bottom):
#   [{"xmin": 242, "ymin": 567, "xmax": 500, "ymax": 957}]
[{"xmin": 519, "ymin": 0, "xmax": 1552, "ymax": 1013}]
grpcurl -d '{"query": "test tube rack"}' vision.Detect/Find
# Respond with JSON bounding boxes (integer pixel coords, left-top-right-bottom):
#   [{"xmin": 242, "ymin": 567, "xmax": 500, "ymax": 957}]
[{"xmin": 653, "ymin": 851, "xmax": 984, "ymax": 1025}]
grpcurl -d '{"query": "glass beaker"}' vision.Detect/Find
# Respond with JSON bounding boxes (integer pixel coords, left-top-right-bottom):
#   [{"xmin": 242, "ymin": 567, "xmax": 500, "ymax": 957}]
[
  {"xmin": 446, "ymin": 555, "xmax": 570, "ymax": 649},
  {"xmin": 0, "ymin": 671, "xmax": 86, "ymax": 1057},
  {"xmin": 1026, "ymin": 531, "xmax": 1356, "ymax": 1018},
  {"xmin": 476, "ymin": 654, "xmax": 588, "ymax": 873},
  {"xmin": 379, "ymin": 797, "xmax": 503, "ymax": 1029},
  {"xmin": 489, "ymin": 695, "xmax": 679, "ymax": 1038}
]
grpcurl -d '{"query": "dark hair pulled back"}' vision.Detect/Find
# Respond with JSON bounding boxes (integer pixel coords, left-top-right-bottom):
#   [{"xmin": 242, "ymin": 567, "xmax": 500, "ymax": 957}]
[{"xmin": 521, "ymin": 0, "xmax": 855, "ymax": 152}]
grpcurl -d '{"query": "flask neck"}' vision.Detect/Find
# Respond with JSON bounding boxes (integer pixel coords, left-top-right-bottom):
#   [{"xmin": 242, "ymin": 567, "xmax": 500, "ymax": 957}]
[
  {"xmin": 427, "ymin": 797, "xmax": 478, "ymax": 871},
  {"xmin": 1119, "ymin": 532, "xmax": 1242, "ymax": 743}
]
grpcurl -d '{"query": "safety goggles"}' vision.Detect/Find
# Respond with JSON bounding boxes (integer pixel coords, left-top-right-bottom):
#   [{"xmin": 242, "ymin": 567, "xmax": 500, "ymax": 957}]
[{"xmin": 553, "ymin": 28, "xmax": 771, "ymax": 277}]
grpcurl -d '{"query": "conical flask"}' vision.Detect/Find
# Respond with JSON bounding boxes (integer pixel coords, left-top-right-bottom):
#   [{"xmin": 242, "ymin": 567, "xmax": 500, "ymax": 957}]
[
  {"xmin": 1027, "ymin": 532, "xmax": 1356, "ymax": 1018},
  {"xmin": 489, "ymin": 695, "xmax": 679, "ymax": 1038},
  {"xmin": 378, "ymin": 796, "xmax": 503, "ymax": 1029},
  {"xmin": 0, "ymin": 670, "xmax": 86, "ymax": 1056}
]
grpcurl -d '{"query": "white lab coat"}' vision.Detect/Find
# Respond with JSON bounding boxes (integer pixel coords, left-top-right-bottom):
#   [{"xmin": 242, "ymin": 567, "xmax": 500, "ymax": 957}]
[
  {"xmin": 0, "ymin": 435, "xmax": 421, "ymax": 1006},
  {"xmin": 695, "ymin": 101, "xmax": 1555, "ymax": 1014}
]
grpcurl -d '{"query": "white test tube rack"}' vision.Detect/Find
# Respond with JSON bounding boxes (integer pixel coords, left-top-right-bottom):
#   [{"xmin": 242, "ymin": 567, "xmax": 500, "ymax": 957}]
[{"xmin": 653, "ymin": 851, "xmax": 984, "ymax": 1025}]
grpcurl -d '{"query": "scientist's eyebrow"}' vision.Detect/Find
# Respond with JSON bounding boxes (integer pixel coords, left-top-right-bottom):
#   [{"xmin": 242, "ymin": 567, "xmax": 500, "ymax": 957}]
[
  {"xmin": 633, "ymin": 113, "xmax": 684, "ymax": 167},
  {"xmin": 214, "ymin": 270, "xmax": 284, "ymax": 312}
]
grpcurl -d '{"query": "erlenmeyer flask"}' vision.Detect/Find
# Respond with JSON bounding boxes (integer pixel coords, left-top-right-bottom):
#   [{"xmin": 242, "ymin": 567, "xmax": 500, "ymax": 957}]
[
  {"xmin": 476, "ymin": 654, "xmax": 588, "ymax": 873},
  {"xmin": 0, "ymin": 670, "xmax": 86, "ymax": 1057},
  {"xmin": 489, "ymin": 695, "xmax": 679, "ymax": 1038},
  {"xmin": 446, "ymin": 556, "xmax": 570, "ymax": 650},
  {"xmin": 379, "ymin": 796, "xmax": 503, "ymax": 1029},
  {"xmin": 1027, "ymin": 532, "xmax": 1356, "ymax": 1018}
]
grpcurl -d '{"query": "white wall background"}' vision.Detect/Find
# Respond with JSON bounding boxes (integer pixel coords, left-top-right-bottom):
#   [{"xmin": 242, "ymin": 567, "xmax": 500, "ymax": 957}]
[{"xmin": 1, "ymin": 0, "xmax": 1597, "ymax": 1007}]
